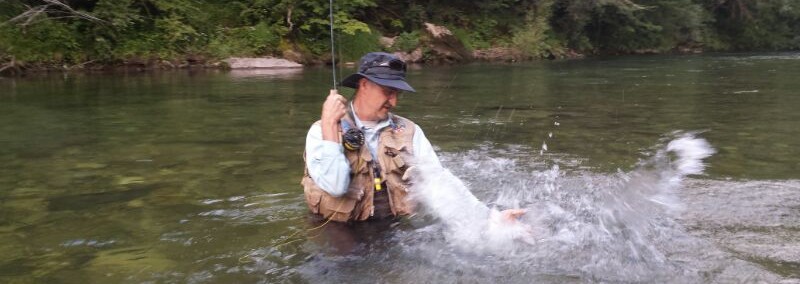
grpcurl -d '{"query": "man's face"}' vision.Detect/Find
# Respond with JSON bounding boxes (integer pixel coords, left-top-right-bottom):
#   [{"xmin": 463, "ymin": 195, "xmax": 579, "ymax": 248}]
[{"xmin": 356, "ymin": 79, "xmax": 401, "ymax": 121}]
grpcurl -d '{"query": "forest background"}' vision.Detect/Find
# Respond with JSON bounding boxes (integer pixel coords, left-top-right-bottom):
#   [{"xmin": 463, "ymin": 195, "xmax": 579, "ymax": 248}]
[{"xmin": 1, "ymin": 0, "xmax": 799, "ymax": 71}]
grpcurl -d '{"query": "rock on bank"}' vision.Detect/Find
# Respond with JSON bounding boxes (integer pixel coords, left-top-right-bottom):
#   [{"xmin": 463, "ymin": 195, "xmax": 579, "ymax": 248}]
[{"xmin": 223, "ymin": 57, "xmax": 302, "ymax": 69}]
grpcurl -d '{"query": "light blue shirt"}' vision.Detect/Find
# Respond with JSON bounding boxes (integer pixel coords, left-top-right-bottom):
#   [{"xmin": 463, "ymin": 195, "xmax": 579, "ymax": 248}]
[{"xmin": 305, "ymin": 108, "xmax": 441, "ymax": 197}]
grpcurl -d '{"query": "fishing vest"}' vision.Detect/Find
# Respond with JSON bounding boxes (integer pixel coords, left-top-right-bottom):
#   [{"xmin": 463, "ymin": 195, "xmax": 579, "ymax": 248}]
[{"xmin": 301, "ymin": 114, "xmax": 416, "ymax": 222}]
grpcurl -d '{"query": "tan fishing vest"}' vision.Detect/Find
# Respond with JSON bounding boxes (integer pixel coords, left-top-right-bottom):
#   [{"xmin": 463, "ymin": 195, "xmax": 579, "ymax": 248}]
[{"xmin": 301, "ymin": 114, "xmax": 416, "ymax": 222}]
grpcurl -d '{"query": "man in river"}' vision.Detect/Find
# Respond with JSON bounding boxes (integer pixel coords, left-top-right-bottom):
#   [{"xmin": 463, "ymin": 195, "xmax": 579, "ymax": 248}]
[{"xmin": 302, "ymin": 52, "xmax": 524, "ymax": 224}]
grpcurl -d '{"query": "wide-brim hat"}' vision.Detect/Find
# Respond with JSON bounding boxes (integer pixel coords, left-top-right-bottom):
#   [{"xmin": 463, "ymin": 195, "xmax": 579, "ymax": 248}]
[{"xmin": 340, "ymin": 52, "xmax": 415, "ymax": 92}]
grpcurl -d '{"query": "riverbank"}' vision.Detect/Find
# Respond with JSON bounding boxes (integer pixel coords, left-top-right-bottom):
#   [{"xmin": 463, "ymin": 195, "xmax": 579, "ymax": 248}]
[
  {"xmin": 0, "ymin": 21, "xmax": 712, "ymax": 76},
  {"xmin": 0, "ymin": 46, "xmax": 706, "ymax": 76},
  {"xmin": 3, "ymin": 0, "xmax": 798, "ymax": 78},
  {"xmin": 0, "ymin": 23, "xmax": 542, "ymax": 75},
  {"xmin": 0, "ymin": 40, "xmax": 702, "ymax": 77}
]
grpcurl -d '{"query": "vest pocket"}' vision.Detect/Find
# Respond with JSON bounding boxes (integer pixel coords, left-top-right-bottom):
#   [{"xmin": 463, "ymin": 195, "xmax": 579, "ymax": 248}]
[
  {"xmin": 391, "ymin": 155, "xmax": 406, "ymax": 171},
  {"xmin": 384, "ymin": 174, "xmax": 413, "ymax": 215},
  {"xmin": 319, "ymin": 196, "xmax": 356, "ymax": 222},
  {"xmin": 302, "ymin": 176, "xmax": 358, "ymax": 222},
  {"xmin": 381, "ymin": 147, "xmax": 408, "ymax": 174},
  {"xmin": 302, "ymin": 176, "xmax": 323, "ymax": 214}
]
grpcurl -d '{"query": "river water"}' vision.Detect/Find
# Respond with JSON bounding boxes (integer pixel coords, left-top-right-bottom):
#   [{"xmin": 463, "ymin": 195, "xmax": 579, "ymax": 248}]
[{"xmin": 1, "ymin": 53, "xmax": 799, "ymax": 283}]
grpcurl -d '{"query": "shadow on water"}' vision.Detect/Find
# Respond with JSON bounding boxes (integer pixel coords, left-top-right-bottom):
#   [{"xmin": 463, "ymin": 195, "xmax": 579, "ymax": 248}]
[{"xmin": 301, "ymin": 217, "xmax": 402, "ymax": 256}]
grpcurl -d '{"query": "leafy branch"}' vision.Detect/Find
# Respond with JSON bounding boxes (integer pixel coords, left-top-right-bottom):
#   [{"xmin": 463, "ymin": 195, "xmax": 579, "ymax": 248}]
[{"xmin": 2, "ymin": 0, "xmax": 103, "ymax": 27}]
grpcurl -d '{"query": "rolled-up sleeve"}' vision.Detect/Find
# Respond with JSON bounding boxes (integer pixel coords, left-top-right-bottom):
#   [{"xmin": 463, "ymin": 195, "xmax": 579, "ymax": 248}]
[
  {"xmin": 410, "ymin": 125, "xmax": 490, "ymax": 221},
  {"xmin": 305, "ymin": 123, "xmax": 350, "ymax": 197},
  {"xmin": 412, "ymin": 125, "xmax": 442, "ymax": 168}
]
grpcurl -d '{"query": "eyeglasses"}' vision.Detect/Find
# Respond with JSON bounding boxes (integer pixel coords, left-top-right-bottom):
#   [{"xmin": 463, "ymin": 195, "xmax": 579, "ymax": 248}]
[{"xmin": 377, "ymin": 84, "xmax": 402, "ymax": 97}]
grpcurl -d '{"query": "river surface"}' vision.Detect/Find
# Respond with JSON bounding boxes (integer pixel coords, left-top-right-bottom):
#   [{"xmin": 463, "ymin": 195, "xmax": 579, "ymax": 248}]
[{"xmin": 1, "ymin": 53, "xmax": 799, "ymax": 283}]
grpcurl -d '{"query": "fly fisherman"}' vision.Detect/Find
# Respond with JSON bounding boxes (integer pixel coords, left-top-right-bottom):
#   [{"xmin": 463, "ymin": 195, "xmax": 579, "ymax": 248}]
[{"xmin": 302, "ymin": 52, "xmax": 524, "ymax": 223}]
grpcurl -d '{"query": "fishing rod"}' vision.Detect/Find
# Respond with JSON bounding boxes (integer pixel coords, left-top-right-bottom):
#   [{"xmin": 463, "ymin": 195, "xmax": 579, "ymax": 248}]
[
  {"xmin": 243, "ymin": 2, "xmax": 345, "ymax": 259},
  {"xmin": 329, "ymin": 0, "xmax": 363, "ymax": 150},
  {"xmin": 329, "ymin": 0, "xmax": 337, "ymax": 90}
]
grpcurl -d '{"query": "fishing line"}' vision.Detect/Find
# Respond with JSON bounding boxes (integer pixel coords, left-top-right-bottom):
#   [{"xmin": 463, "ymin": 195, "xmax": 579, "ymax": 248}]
[
  {"xmin": 241, "ymin": 2, "xmax": 352, "ymax": 264},
  {"xmin": 239, "ymin": 199, "xmax": 348, "ymax": 264},
  {"xmin": 241, "ymin": 3, "xmax": 341, "ymax": 258}
]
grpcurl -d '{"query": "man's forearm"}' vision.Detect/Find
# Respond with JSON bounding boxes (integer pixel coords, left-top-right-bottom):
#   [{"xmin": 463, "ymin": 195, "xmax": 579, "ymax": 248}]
[{"xmin": 321, "ymin": 120, "xmax": 340, "ymax": 142}]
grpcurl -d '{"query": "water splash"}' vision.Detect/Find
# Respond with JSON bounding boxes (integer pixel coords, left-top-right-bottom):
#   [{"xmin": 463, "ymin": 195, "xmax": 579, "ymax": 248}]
[
  {"xmin": 666, "ymin": 133, "xmax": 715, "ymax": 176},
  {"xmin": 403, "ymin": 132, "xmax": 718, "ymax": 281},
  {"xmin": 299, "ymin": 133, "xmax": 784, "ymax": 282}
]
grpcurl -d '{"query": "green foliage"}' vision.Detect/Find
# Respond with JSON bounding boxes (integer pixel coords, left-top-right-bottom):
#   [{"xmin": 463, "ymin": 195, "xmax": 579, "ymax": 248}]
[
  {"xmin": 637, "ymin": 0, "xmax": 712, "ymax": 50},
  {"xmin": 452, "ymin": 17, "xmax": 499, "ymax": 51},
  {"xmin": 113, "ymin": 32, "xmax": 171, "ymax": 59},
  {"xmin": 0, "ymin": 18, "xmax": 83, "ymax": 62},
  {"xmin": 207, "ymin": 22, "xmax": 285, "ymax": 57},
  {"xmin": 155, "ymin": 16, "xmax": 199, "ymax": 52},
  {"xmin": 710, "ymin": 0, "xmax": 800, "ymax": 50},
  {"xmin": 512, "ymin": 2, "xmax": 556, "ymax": 58},
  {"xmin": 1, "ymin": 0, "xmax": 799, "ymax": 67},
  {"xmin": 588, "ymin": 3, "xmax": 664, "ymax": 52},
  {"xmin": 549, "ymin": 0, "xmax": 720, "ymax": 53},
  {"xmin": 393, "ymin": 31, "xmax": 420, "ymax": 52},
  {"xmin": 250, "ymin": 0, "xmax": 376, "ymax": 58},
  {"xmin": 336, "ymin": 28, "xmax": 382, "ymax": 62}
]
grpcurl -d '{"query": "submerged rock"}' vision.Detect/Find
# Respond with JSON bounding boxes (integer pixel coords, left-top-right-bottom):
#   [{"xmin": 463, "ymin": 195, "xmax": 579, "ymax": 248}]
[{"xmin": 86, "ymin": 246, "xmax": 176, "ymax": 281}]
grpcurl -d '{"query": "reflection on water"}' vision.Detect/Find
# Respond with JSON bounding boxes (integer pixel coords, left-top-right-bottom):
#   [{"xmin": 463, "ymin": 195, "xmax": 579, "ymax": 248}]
[{"xmin": 1, "ymin": 53, "xmax": 799, "ymax": 282}]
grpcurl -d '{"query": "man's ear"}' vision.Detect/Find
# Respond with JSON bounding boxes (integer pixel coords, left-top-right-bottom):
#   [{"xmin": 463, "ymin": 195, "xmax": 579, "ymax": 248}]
[{"xmin": 358, "ymin": 77, "xmax": 370, "ymax": 88}]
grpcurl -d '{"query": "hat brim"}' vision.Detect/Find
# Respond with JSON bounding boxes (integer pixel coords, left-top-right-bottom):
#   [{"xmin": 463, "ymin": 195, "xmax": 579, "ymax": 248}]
[{"xmin": 340, "ymin": 73, "xmax": 416, "ymax": 93}]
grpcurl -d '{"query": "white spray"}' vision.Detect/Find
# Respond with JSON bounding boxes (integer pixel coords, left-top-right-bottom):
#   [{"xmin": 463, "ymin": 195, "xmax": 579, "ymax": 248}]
[
  {"xmin": 300, "ymin": 133, "xmax": 720, "ymax": 283},
  {"xmin": 408, "ymin": 133, "xmax": 715, "ymax": 271}
]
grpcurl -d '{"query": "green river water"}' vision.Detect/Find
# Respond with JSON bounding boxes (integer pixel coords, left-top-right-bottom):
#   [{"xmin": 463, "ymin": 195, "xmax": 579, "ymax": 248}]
[{"xmin": 1, "ymin": 53, "xmax": 799, "ymax": 283}]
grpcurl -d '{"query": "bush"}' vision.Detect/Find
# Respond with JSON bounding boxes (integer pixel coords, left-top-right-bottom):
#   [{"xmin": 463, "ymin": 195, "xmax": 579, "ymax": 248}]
[
  {"xmin": 207, "ymin": 22, "xmax": 285, "ymax": 58},
  {"xmin": 452, "ymin": 17, "xmax": 499, "ymax": 51},
  {"xmin": 336, "ymin": 28, "xmax": 382, "ymax": 62},
  {"xmin": 512, "ymin": 23, "xmax": 549, "ymax": 57},
  {"xmin": 512, "ymin": 4, "xmax": 556, "ymax": 58},
  {"xmin": 393, "ymin": 31, "xmax": 419, "ymax": 52},
  {"xmin": 0, "ymin": 19, "xmax": 83, "ymax": 63},
  {"xmin": 2, "ymin": 0, "xmax": 800, "ymax": 67}
]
